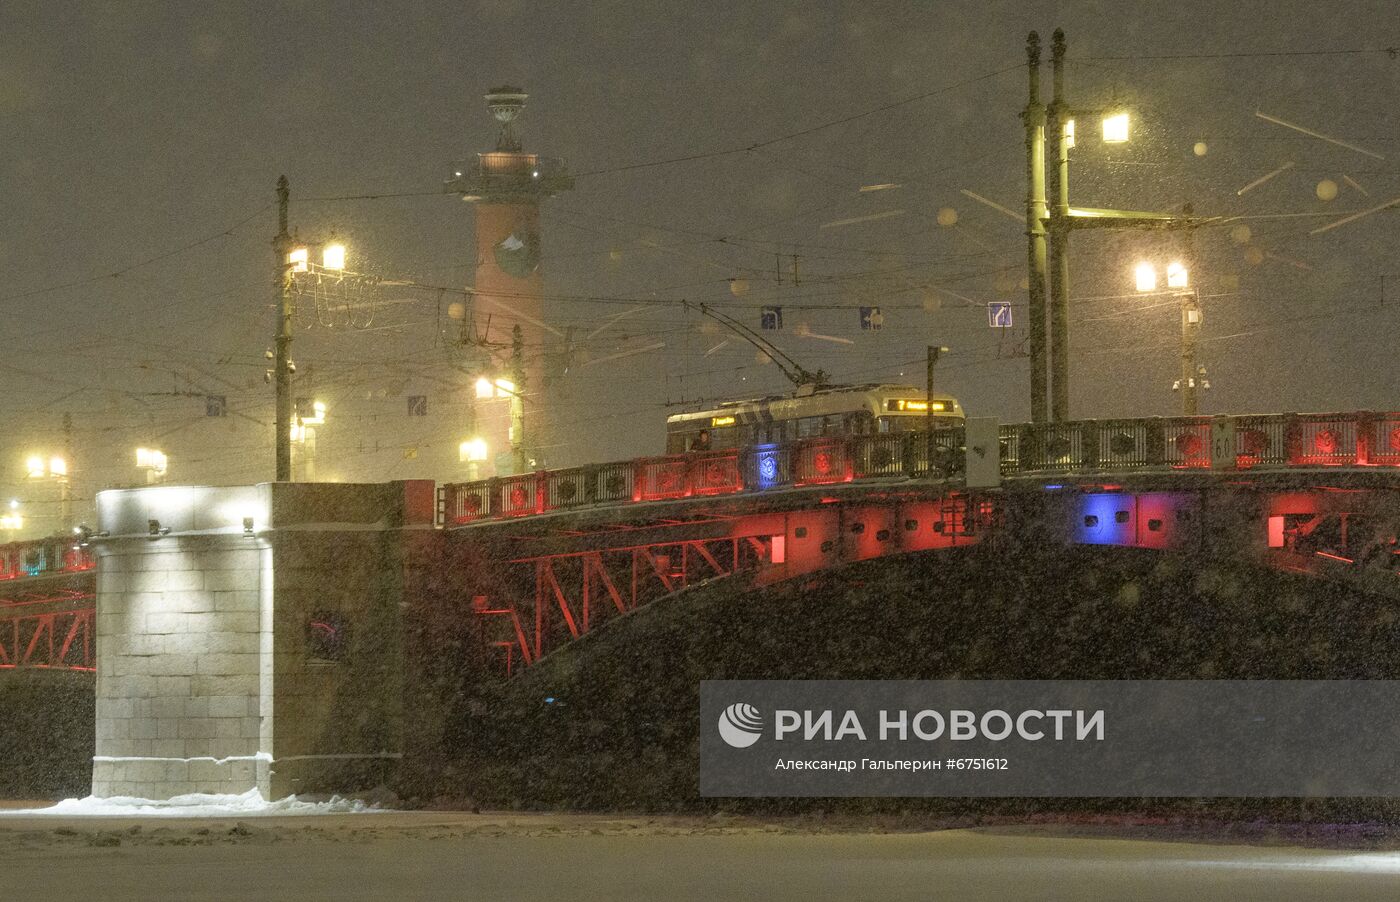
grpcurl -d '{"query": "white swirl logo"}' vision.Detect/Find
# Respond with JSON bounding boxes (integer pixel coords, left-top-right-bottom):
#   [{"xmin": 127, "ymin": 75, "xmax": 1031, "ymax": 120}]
[{"xmin": 717, "ymin": 702, "xmax": 764, "ymax": 748}]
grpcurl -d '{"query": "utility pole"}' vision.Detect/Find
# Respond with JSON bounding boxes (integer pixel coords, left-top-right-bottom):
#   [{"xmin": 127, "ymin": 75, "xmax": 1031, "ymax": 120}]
[
  {"xmin": 1022, "ymin": 32, "xmax": 1050, "ymax": 424},
  {"xmin": 926, "ymin": 344, "xmax": 947, "ymax": 465},
  {"xmin": 273, "ymin": 176, "xmax": 295, "ymax": 482},
  {"xmin": 1024, "ymin": 28, "xmax": 1208, "ymax": 422},
  {"xmin": 925, "ymin": 345, "xmax": 947, "ymax": 421},
  {"xmin": 510, "ymin": 324, "xmax": 528, "ymax": 473},
  {"xmin": 1047, "ymin": 28, "xmax": 1072, "ymax": 422},
  {"xmin": 1179, "ymin": 214, "xmax": 1203, "ymax": 415},
  {"xmin": 61, "ymin": 411, "xmax": 73, "ymax": 527},
  {"xmin": 1179, "ymin": 289, "xmax": 1203, "ymax": 415}
]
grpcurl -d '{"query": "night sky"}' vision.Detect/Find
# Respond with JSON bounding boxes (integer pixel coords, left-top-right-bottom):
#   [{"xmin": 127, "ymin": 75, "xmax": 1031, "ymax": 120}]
[{"xmin": 3, "ymin": 1, "xmax": 1398, "ymax": 531}]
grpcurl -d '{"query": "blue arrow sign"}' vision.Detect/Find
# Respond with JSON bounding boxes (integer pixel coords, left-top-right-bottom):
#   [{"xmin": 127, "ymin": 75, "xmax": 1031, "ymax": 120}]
[{"xmin": 988, "ymin": 301, "xmax": 1013, "ymax": 328}]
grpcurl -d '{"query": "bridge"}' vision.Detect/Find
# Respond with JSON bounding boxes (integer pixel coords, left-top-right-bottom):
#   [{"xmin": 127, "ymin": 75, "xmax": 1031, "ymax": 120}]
[
  {"xmin": 1, "ymin": 408, "xmax": 1397, "ymax": 802},
  {"xmin": 434, "ymin": 410, "xmax": 1400, "ymax": 673},
  {"xmin": 0, "ymin": 536, "xmax": 96, "ymax": 672},
  {"xmin": 3, "ymin": 410, "xmax": 1397, "ymax": 679}
]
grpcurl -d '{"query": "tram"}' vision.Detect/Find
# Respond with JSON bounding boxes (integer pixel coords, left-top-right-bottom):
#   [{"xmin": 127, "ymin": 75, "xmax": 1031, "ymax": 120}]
[{"xmin": 665, "ymin": 383, "xmax": 964, "ymax": 453}]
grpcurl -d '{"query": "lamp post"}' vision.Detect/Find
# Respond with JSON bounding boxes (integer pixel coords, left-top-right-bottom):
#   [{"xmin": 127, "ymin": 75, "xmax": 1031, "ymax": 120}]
[
  {"xmin": 1025, "ymin": 28, "xmax": 1206, "ymax": 422},
  {"xmin": 273, "ymin": 176, "xmax": 347, "ymax": 482},
  {"xmin": 1133, "ymin": 261, "xmax": 1208, "ymax": 414},
  {"xmin": 1022, "ymin": 32, "xmax": 1049, "ymax": 424},
  {"xmin": 274, "ymin": 176, "xmax": 295, "ymax": 482}
]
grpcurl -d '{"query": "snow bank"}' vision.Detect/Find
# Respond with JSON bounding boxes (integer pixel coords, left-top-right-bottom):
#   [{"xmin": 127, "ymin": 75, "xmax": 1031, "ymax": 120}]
[{"xmin": 3, "ymin": 788, "xmax": 388, "ymax": 817}]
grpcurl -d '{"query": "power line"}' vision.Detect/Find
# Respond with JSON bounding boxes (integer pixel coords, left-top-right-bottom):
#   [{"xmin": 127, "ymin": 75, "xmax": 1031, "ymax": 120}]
[
  {"xmin": 571, "ymin": 64, "xmax": 1021, "ymax": 178},
  {"xmin": 0, "ymin": 204, "xmax": 271, "ymax": 305},
  {"xmin": 1082, "ymin": 47, "xmax": 1399, "ymax": 62}
]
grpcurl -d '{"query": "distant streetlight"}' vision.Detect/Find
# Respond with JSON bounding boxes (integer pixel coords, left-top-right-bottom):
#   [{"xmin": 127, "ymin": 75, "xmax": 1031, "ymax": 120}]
[
  {"xmin": 289, "ymin": 399, "xmax": 325, "ymax": 481},
  {"xmin": 1134, "ymin": 262, "xmax": 1157, "ymax": 293},
  {"xmin": 459, "ymin": 437, "xmax": 489, "ymax": 463},
  {"xmin": 459, "ymin": 437, "xmax": 489, "ymax": 481},
  {"xmin": 300, "ymin": 400, "xmax": 326, "ymax": 425},
  {"xmin": 135, "ymin": 447, "xmax": 169, "ymax": 484},
  {"xmin": 2, "ymin": 500, "xmax": 22, "ymax": 532},
  {"xmin": 1133, "ymin": 260, "xmax": 1208, "ymax": 415},
  {"xmin": 321, "ymin": 243, "xmax": 347, "ymax": 271},
  {"xmin": 27, "ymin": 455, "xmax": 66, "ymax": 479},
  {"xmin": 24, "ymin": 453, "xmax": 71, "ymax": 528}
]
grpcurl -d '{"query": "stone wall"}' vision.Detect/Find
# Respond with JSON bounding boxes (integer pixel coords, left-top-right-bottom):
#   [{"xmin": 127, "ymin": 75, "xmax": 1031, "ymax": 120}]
[{"xmin": 92, "ymin": 481, "xmax": 433, "ymax": 800}]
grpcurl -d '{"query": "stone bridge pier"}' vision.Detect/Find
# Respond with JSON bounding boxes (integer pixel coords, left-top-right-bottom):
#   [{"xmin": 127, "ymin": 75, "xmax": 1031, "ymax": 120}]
[{"xmin": 90, "ymin": 481, "xmax": 434, "ymax": 800}]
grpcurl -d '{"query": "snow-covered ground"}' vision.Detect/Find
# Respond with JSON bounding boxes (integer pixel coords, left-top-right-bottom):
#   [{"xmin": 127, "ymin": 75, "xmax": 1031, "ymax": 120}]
[
  {"xmin": 1, "ymin": 789, "xmax": 386, "ymax": 818},
  {"xmin": 3, "ymin": 818, "xmax": 1400, "ymax": 901}
]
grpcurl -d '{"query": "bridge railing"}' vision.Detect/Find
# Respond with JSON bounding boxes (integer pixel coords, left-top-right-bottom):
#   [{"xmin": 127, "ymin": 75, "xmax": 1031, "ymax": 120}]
[
  {"xmin": 439, "ymin": 426, "xmax": 965, "ymax": 525},
  {"xmin": 0, "ymin": 536, "xmax": 96, "ymax": 581},
  {"xmin": 438, "ymin": 411, "xmax": 1400, "ymax": 525}
]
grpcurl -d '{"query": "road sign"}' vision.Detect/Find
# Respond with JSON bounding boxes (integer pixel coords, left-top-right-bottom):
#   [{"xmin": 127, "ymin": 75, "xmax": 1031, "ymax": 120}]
[
  {"xmin": 760, "ymin": 306, "xmax": 783, "ymax": 330},
  {"xmin": 988, "ymin": 301, "xmax": 1013, "ymax": 328},
  {"xmin": 859, "ymin": 306, "xmax": 884, "ymax": 331},
  {"xmin": 407, "ymin": 395, "xmax": 427, "ymax": 416}
]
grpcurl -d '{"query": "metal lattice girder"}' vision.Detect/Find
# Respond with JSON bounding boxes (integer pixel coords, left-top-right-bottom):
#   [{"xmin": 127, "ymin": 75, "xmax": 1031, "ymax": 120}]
[
  {"xmin": 475, "ymin": 535, "xmax": 759, "ymax": 665},
  {"xmin": 0, "ymin": 608, "xmax": 94, "ymax": 672}
]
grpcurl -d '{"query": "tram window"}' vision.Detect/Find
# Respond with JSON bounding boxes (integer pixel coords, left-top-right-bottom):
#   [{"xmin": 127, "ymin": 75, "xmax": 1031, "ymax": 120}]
[
  {"xmin": 845, "ymin": 413, "xmax": 872, "ymax": 436},
  {"xmin": 878, "ymin": 416, "xmax": 931, "ymax": 434}
]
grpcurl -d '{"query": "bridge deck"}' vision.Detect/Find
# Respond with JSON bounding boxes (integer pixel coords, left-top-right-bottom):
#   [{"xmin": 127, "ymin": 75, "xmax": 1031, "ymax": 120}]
[{"xmin": 440, "ymin": 411, "xmax": 1400, "ymax": 527}]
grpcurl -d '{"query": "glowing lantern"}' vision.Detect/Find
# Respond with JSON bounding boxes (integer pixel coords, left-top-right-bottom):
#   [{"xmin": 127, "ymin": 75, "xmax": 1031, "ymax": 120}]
[
  {"xmin": 321, "ymin": 243, "xmax": 346, "ymax": 271},
  {"xmin": 1134, "ymin": 263, "xmax": 1157, "ymax": 292},
  {"xmin": 1101, "ymin": 112, "xmax": 1130, "ymax": 144}
]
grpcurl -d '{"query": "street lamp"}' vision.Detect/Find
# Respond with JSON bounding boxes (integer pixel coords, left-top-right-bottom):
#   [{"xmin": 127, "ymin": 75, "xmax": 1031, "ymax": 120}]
[
  {"xmin": 1024, "ymin": 29, "xmax": 1200, "ymax": 423},
  {"xmin": 1133, "ymin": 260, "xmax": 1208, "ymax": 415},
  {"xmin": 2, "ymin": 500, "xmax": 22, "ymax": 532},
  {"xmin": 321, "ymin": 243, "xmax": 346, "ymax": 271},
  {"xmin": 135, "ymin": 447, "xmax": 169, "ymax": 484},
  {"xmin": 473, "ymin": 375, "xmax": 521, "ymax": 401},
  {"xmin": 1101, "ymin": 112, "xmax": 1131, "ymax": 144},
  {"xmin": 1134, "ymin": 262, "xmax": 1157, "ymax": 293},
  {"xmin": 459, "ymin": 436, "xmax": 489, "ymax": 481},
  {"xmin": 459, "ymin": 437, "xmax": 489, "ymax": 463},
  {"xmin": 272, "ymin": 176, "xmax": 354, "ymax": 482},
  {"xmin": 24, "ymin": 454, "xmax": 71, "ymax": 529}
]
